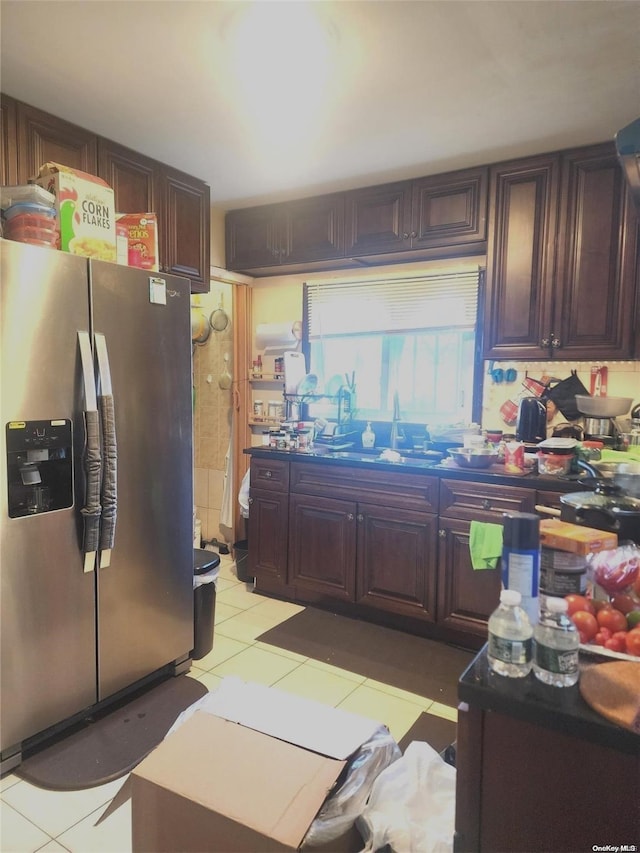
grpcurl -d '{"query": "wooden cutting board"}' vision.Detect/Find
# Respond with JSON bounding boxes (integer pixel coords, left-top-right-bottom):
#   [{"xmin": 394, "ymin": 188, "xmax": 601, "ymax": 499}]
[{"xmin": 580, "ymin": 661, "xmax": 640, "ymax": 734}]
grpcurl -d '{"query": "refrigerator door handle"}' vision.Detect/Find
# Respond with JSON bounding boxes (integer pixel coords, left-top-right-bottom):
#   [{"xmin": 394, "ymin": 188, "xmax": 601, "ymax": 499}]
[
  {"xmin": 77, "ymin": 331, "xmax": 102, "ymax": 573},
  {"xmin": 95, "ymin": 334, "xmax": 117, "ymax": 569}
]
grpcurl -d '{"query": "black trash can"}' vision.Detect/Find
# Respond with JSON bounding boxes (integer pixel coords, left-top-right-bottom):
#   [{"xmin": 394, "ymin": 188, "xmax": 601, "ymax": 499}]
[
  {"xmin": 233, "ymin": 539, "xmax": 252, "ymax": 583},
  {"xmin": 192, "ymin": 548, "xmax": 220, "ymax": 660}
]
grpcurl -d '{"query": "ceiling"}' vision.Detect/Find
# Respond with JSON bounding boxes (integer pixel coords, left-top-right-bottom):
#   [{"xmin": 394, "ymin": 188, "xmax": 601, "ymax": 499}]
[{"xmin": 1, "ymin": 0, "xmax": 639, "ymax": 211}]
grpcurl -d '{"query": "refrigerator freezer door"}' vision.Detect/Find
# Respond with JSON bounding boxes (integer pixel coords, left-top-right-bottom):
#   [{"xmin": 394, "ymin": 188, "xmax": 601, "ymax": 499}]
[
  {"xmin": 89, "ymin": 262, "xmax": 194, "ymax": 700},
  {"xmin": 0, "ymin": 240, "xmax": 97, "ymax": 756}
]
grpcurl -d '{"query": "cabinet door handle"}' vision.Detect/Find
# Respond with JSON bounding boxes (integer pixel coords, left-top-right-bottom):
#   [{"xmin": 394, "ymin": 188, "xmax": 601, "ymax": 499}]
[
  {"xmin": 482, "ymin": 499, "xmax": 492, "ymax": 510},
  {"xmin": 248, "ymin": 497, "xmax": 254, "ymax": 505},
  {"xmin": 264, "ymin": 470, "xmax": 272, "ymax": 478},
  {"xmin": 541, "ymin": 335, "xmax": 550, "ymax": 347},
  {"xmin": 402, "ymin": 232, "xmax": 409, "ymax": 240},
  {"xmin": 438, "ymin": 529, "xmax": 447, "ymax": 538},
  {"xmin": 356, "ymin": 513, "xmax": 364, "ymax": 522},
  {"xmin": 551, "ymin": 333, "xmax": 561, "ymax": 349},
  {"xmin": 410, "ymin": 231, "xmax": 417, "ymax": 238},
  {"xmin": 347, "ymin": 513, "xmax": 355, "ymax": 521}
]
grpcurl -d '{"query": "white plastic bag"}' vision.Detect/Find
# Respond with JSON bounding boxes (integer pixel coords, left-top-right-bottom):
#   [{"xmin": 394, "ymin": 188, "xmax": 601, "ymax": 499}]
[
  {"xmin": 238, "ymin": 468, "xmax": 251, "ymax": 519},
  {"xmin": 356, "ymin": 741, "xmax": 456, "ymax": 853}
]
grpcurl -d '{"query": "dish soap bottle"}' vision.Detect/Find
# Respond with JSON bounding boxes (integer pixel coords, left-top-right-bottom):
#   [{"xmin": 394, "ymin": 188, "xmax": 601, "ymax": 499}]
[{"xmin": 362, "ymin": 422, "xmax": 375, "ymax": 448}]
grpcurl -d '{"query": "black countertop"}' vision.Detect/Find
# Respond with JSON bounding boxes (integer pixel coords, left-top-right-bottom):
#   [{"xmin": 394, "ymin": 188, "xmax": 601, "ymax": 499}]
[
  {"xmin": 244, "ymin": 445, "xmax": 584, "ymax": 493},
  {"xmin": 459, "ymin": 645, "xmax": 639, "ymax": 753}
]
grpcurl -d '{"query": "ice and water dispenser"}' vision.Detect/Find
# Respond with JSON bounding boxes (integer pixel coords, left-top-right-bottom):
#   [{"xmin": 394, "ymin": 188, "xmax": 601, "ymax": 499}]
[{"xmin": 6, "ymin": 420, "xmax": 73, "ymax": 517}]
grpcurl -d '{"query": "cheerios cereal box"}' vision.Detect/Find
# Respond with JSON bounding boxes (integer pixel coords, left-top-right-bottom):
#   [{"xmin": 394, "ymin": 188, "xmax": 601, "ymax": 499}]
[
  {"xmin": 115, "ymin": 213, "xmax": 159, "ymax": 271},
  {"xmin": 34, "ymin": 163, "xmax": 116, "ymax": 262}
]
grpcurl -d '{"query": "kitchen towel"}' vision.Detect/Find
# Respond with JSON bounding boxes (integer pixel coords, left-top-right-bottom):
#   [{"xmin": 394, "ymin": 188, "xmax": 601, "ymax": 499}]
[{"xmin": 469, "ymin": 520, "xmax": 503, "ymax": 570}]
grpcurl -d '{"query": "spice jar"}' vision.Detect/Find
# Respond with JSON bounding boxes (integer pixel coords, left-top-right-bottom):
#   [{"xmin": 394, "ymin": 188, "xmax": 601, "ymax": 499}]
[{"xmin": 253, "ymin": 400, "xmax": 264, "ymax": 418}]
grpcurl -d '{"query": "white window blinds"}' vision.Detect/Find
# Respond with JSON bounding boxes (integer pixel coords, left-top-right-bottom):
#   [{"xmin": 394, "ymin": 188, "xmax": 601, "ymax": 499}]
[{"xmin": 305, "ymin": 269, "xmax": 481, "ymax": 337}]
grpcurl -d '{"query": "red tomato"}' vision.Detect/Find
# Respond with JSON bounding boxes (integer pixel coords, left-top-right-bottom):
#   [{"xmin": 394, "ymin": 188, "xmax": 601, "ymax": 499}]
[
  {"xmin": 610, "ymin": 594, "xmax": 637, "ymax": 615},
  {"xmin": 592, "ymin": 599, "xmax": 613, "ymax": 613},
  {"xmin": 604, "ymin": 636, "xmax": 626, "ymax": 653},
  {"xmin": 625, "ymin": 630, "xmax": 640, "ymax": 657},
  {"xmin": 570, "ymin": 610, "xmax": 598, "ymax": 641},
  {"xmin": 594, "ymin": 627, "xmax": 612, "ymax": 646},
  {"xmin": 596, "ymin": 607, "xmax": 628, "ymax": 634},
  {"xmin": 565, "ymin": 595, "xmax": 591, "ymax": 616}
]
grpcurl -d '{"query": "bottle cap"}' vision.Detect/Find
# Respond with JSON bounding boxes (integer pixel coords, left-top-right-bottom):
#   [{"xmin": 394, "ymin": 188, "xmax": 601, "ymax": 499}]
[
  {"xmin": 500, "ymin": 589, "xmax": 522, "ymax": 606},
  {"xmin": 502, "ymin": 512, "xmax": 540, "ymax": 550}
]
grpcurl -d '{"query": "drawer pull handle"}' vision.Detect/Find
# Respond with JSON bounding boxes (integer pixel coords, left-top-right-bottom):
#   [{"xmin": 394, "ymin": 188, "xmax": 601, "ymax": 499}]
[
  {"xmin": 357, "ymin": 513, "xmax": 364, "ymax": 522},
  {"xmin": 347, "ymin": 513, "xmax": 355, "ymax": 521},
  {"xmin": 264, "ymin": 470, "xmax": 272, "ymax": 478},
  {"xmin": 439, "ymin": 529, "xmax": 446, "ymax": 538},
  {"xmin": 248, "ymin": 497, "xmax": 254, "ymax": 505},
  {"xmin": 482, "ymin": 499, "xmax": 492, "ymax": 510}
]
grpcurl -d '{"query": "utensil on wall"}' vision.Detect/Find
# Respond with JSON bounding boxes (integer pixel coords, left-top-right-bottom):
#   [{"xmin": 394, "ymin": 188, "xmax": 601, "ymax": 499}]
[
  {"xmin": 191, "ymin": 308, "xmax": 211, "ymax": 345},
  {"xmin": 209, "ymin": 295, "xmax": 229, "ymax": 332},
  {"xmin": 218, "ymin": 353, "xmax": 232, "ymax": 390}
]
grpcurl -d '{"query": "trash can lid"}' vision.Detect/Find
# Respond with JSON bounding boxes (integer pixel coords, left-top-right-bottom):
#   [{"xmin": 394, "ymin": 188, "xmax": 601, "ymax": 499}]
[{"xmin": 194, "ymin": 548, "xmax": 221, "ymax": 574}]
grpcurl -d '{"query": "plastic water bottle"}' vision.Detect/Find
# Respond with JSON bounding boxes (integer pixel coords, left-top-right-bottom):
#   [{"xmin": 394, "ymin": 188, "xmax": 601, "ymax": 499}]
[
  {"xmin": 533, "ymin": 597, "xmax": 580, "ymax": 687},
  {"xmin": 487, "ymin": 589, "xmax": 533, "ymax": 678}
]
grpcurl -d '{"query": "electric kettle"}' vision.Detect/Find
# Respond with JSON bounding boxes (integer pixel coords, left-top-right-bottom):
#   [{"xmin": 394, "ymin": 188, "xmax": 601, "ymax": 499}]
[{"xmin": 516, "ymin": 397, "xmax": 547, "ymax": 443}]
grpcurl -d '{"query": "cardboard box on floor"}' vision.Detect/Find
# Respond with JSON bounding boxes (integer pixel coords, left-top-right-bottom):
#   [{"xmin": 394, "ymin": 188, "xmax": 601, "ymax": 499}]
[{"xmin": 130, "ymin": 680, "xmax": 383, "ymax": 852}]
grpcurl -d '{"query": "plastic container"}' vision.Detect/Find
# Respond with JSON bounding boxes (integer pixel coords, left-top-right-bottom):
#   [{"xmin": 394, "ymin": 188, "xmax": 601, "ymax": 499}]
[
  {"xmin": 0, "ymin": 184, "xmax": 55, "ymax": 210},
  {"xmin": 3, "ymin": 201, "xmax": 56, "ymax": 220},
  {"xmin": 3, "ymin": 212, "xmax": 58, "ymax": 231},
  {"xmin": 536, "ymin": 449, "xmax": 573, "ymax": 476},
  {"xmin": 487, "ymin": 589, "xmax": 533, "ymax": 678},
  {"xmin": 533, "ymin": 597, "xmax": 580, "ymax": 687},
  {"xmin": 4, "ymin": 229, "xmax": 59, "ymax": 248}
]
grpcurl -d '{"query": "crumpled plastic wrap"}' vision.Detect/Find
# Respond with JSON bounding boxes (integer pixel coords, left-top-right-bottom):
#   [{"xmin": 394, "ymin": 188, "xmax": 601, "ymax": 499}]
[
  {"xmin": 303, "ymin": 725, "xmax": 401, "ymax": 849},
  {"xmin": 356, "ymin": 741, "xmax": 456, "ymax": 853}
]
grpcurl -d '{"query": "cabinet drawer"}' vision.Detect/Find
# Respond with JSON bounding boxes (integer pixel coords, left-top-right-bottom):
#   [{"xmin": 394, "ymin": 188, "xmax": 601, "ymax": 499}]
[
  {"xmin": 250, "ymin": 458, "xmax": 290, "ymax": 492},
  {"xmin": 439, "ymin": 479, "xmax": 535, "ymax": 520},
  {"xmin": 291, "ymin": 463, "xmax": 439, "ymax": 512}
]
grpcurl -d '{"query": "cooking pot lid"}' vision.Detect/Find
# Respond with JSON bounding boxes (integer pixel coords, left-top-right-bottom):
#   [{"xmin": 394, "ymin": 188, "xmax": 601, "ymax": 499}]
[{"xmin": 561, "ymin": 490, "xmax": 640, "ymax": 513}]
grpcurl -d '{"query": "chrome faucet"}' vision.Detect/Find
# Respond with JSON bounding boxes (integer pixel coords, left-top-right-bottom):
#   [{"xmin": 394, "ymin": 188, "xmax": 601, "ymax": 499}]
[{"xmin": 390, "ymin": 391, "xmax": 404, "ymax": 449}]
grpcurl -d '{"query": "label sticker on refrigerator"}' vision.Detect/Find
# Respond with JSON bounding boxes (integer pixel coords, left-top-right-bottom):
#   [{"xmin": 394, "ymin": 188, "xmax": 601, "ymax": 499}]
[{"xmin": 149, "ymin": 277, "xmax": 167, "ymax": 305}]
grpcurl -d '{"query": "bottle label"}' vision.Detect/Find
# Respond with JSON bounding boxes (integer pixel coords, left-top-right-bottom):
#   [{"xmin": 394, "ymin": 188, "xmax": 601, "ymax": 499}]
[
  {"xmin": 534, "ymin": 641, "xmax": 578, "ymax": 675},
  {"xmin": 488, "ymin": 634, "xmax": 532, "ymax": 665}
]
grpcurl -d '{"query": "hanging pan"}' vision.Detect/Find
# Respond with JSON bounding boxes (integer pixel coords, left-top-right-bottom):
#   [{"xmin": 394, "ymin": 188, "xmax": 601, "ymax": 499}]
[{"xmin": 209, "ymin": 295, "xmax": 229, "ymax": 332}]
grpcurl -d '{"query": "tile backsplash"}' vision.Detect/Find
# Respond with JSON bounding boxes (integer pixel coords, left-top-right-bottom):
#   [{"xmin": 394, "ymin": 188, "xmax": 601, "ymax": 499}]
[{"xmin": 481, "ymin": 360, "xmax": 640, "ymax": 431}]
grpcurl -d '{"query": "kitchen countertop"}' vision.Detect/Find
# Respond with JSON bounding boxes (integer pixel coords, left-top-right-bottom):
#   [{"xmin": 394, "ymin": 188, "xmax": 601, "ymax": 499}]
[
  {"xmin": 459, "ymin": 645, "xmax": 640, "ymax": 753},
  {"xmin": 244, "ymin": 445, "xmax": 584, "ymax": 492}
]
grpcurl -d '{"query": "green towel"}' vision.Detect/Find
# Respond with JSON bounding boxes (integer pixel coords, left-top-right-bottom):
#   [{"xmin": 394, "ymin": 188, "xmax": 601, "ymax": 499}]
[{"xmin": 469, "ymin": 521, "xmax": 503, "ymax": 570}]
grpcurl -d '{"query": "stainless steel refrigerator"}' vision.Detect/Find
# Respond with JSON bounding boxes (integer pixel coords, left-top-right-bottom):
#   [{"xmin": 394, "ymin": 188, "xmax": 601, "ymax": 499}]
[{"xmin": 1, "ymin": 238, "xmax": 194, "ymax": 771}]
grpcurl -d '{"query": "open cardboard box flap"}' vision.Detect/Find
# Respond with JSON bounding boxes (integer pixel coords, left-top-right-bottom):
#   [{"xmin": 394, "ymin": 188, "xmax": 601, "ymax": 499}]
[{"xmin": 104, "ymin": 679, "xmax": 383, "ymax": 851}]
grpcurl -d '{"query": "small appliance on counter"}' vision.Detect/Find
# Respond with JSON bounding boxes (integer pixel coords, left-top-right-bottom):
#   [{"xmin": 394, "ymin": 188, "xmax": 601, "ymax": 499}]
[{"xmin": 516, "ymin": 396, "xmax": 547, "ymax": 444}]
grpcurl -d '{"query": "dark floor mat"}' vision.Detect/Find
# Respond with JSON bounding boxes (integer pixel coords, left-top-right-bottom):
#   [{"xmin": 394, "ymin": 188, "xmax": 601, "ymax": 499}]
[
  {"xmin": 16, "ymin": 675, "xmax": 207, "ymax": 790},
  {"xmin": 397, "ymin": 712, "xmax": 457, "ymax": 755},
  {"xmin": 257, "ymin": 608, "xmax": 474, "ymax": 707}
]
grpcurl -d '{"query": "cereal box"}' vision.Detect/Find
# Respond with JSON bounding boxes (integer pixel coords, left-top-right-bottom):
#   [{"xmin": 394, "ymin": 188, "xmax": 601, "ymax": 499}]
[
  {"xmin": 34, "ymin": 163, "xmax": 116, "ymax": 262},
  {"xmin": 115, "ymin": 213, "xmax": 159, "ymax": 271}
]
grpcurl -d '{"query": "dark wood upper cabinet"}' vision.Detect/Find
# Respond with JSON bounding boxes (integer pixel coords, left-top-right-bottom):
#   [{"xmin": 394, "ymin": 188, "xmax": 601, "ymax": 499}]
[
  {"xmin": 483, "ymin": 154, "xmax": 560, "ymax": 360},
  {"xmin": 411, "ymin": 167, "xmax": 488, "ymax": 249},
  {"xmin": 15, "ymin": 101, "xmax": 97, "ymax": 179},
  {"xmin": 345, "ymin": 180, "xmax": 413, "ymax": 255},
  {"xmin": 226, "ymin": 193, "xmax": 344, "ymax": 273},
  {"xmin": 484, "ymin": 143, "xmax": 637, "ymax": 360},
  {"xmin": 98, "ymin": 138, "xmax": 157, "ymax": 213},
  {"xmin": 157, "ymin": 166, "xmax": 210, "ymax": 290},
  {"xmin": 554, "ymin": 144, "xmax": 637, "ymax": 359},
  {"xmin": 0, "ymin": 94, "xmax": 17, "ymax": 186}
]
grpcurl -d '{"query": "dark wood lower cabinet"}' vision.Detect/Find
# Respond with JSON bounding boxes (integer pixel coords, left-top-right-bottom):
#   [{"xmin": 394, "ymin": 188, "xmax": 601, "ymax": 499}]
[
  {"xmin": 288, "ymin": 493, "xmax": 357, "ymax": 602},
  {"xmin": 437, "ymin": 517, "xmax": 502, "ymax": 637},
  {"xmin": 247, "ymin": 488, "xmax": 289, "ymax": 594},
  {"xmin": 357, "ymin": 504, "xmax": 438, "ymax": 621}
]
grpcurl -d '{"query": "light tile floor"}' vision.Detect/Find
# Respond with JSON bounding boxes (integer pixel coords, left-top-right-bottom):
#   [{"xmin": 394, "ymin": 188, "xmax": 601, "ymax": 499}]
[{"xmin": 1, "ymin": 553, "xmax": 459, "ymax": 853}]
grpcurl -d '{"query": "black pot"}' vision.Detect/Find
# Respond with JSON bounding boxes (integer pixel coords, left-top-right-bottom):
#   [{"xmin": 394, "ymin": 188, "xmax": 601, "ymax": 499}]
[{"xmin": 560, "ymin": 484, "xmax": 640, "ymax": 543}]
